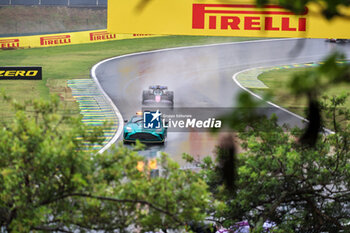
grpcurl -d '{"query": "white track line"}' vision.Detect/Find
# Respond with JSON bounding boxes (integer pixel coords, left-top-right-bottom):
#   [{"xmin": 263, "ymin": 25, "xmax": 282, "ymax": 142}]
[
  {"xmin": 91, "ymin": 62, "xmax": 124, "ymax": 154},
  {"xmin": 232, "ymin": 68, "xmax": 307, "ymax": 122},
  {"xmin": 232, "ymin": 67, "xmax": 334, "ymax": 135},
  {"xmin": 91, "ymin": 38, "xmax": 312, "ymax": 154}
]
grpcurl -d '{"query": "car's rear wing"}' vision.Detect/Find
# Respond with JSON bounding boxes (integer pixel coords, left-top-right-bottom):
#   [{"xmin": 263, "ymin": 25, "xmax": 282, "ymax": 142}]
[{"xmin": 149, "ymin": 85, "xmax": 167, "ymax": 90}]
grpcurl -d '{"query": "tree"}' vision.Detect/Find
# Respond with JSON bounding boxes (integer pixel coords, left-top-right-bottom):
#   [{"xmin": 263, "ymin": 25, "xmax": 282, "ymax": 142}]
[
  {"xmin": 257, "ymin": 0, "xmax": 350, "ymax": 19},
  {"xmin": 0, "ymin": 95, "xmax": 211, "ymax": 232},
  {"xmin": 185, "ymin": 93, "xmax": 350, "ymax": 232},
  {"xmin": 184, "ymin": 52, "xmax": 350, "ymax": 232}
]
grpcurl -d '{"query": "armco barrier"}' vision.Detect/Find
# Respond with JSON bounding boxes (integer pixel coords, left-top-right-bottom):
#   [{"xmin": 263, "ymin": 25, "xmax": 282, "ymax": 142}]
[{"xmin": 0, "ymin": 30, "xmax": 158, "ymax": 49}]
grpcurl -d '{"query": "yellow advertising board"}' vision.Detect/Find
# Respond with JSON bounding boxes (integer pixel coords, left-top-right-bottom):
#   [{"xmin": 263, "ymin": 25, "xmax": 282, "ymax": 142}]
[
  {"xmin": 0, "ymin": 30, "xmax": 159, "ymax": 49},
  {"xmin": 108, "ymin": 0, "xmax": 350, "ymax": 39}
]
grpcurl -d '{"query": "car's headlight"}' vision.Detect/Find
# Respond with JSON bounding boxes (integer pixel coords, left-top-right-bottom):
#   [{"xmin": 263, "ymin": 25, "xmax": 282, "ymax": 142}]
[{"xmin": 126, "ymin": 126, "xmax": 132, "ymax": 132}]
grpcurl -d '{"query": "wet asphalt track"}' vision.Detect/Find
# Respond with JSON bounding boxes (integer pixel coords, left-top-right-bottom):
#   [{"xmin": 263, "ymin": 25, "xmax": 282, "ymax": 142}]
[{"xmin": 94, "ymin": 39, "xmax": 350, "ymax": 162}]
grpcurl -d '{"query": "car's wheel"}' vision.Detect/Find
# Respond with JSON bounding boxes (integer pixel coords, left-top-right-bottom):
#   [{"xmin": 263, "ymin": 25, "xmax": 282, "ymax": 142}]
[
  {"xmin": 142, "ymin": 90, "xmax": 147, "ymax": 100},
  {"xmin": 163, "ymin": 91, "xmax": 174, "ymax": 101},
  {"xmin": 337, "ymin": 39, "xmax": 347, "ymax": 43},
  {"xmin": 168, "ymin": 91, "xmax": 174, "ymax": 102},
  {"xmin": 142, "ymin": 90, "xmax": 151, "ymax": 104}
]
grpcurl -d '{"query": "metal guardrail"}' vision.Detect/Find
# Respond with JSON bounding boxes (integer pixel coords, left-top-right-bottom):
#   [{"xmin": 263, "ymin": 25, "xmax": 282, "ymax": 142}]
[{"xmin": 0, "ymin": 0, "xmax": 107, "ymax": 7}]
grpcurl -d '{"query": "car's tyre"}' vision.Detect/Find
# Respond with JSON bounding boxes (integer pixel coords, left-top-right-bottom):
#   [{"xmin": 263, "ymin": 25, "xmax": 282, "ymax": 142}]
[
  {"xmin": 142, "ymin": 91, "xmax": 151, "ymax": 104},
  {"xmin": 163, "ymin": 91, "xmax": 174, "ymax": 101},
  {"xmin": 142, "ymin": 90, "xmax": 147, "ymax": 100},
  {"xmin": 337, "ymin": 39, "xmax": 347, "ymax": 43},
  {"xmin": 168, "ymin": 91, "xmax": 174, "ymax": 101}
]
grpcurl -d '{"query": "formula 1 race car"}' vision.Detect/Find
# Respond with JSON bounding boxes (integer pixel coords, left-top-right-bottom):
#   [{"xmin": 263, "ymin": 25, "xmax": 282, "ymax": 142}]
[
  {"xmin": 142, "ymin": 85, "xmax": 174, "ymax": 107},
  {"xmin": 326, "ymin": 38, "xmax": 349, "ymax": 43},
  {"xmin": 123, "ymin": 112, "xmax": 167, "ymax": 144}
]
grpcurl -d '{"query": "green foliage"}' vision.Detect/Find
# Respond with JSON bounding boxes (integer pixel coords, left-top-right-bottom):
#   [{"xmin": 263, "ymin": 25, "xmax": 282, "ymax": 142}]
[
  {"xmin": 0, "ymin": 94, "xmax": 103, "ymax": 232},
  {"xmin": 320, "ymin": 93, "xmax": 350, "ymax": 132},
  {"xmin": 215, "ymin": 92, "xmax": 267, "ymax": 133},
  {"xmin": 191, "ymin": 95, "xmax": 350, "ymax": 232},
  {"xmin": 290, "ymin": 53, "xmax": 350, "ymax": 97},
  {"xmin": 256, "ymin": 0, "xmax": 350, "ymax": 19},
  {"xmin": 0, "ymin": 96, "xmax": 210, "ymax": 232},
  {"xmin": 289, "ymin": 53, "xmax": 350, "ymax": 147}
]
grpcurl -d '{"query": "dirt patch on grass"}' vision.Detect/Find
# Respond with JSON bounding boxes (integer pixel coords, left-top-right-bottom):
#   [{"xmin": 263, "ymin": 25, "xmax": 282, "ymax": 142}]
[
  {"xmin": 46, "ymin": 79, "xmax": 80, "ymax": 116},
  {"xmin": 0, "ymin": 78, "xmax": 79, "ymax": 123}
]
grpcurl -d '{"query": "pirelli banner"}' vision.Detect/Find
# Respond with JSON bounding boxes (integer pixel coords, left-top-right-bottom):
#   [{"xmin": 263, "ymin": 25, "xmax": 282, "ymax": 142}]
[
  {"xmin": 0, "ymin": 30, "xmax": 158, "ymax": 49},
  {"xmin": 108, "ymin": 0, "xmax": 350, "ymax": 39}
]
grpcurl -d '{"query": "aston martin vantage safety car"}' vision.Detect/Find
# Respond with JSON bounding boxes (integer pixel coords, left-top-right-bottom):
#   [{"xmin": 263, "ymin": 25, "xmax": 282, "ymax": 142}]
[
  {"xmin": 123, "ymin": 112, "xmax": 167, "ymax": 144},
  {"xmin": 142, "ymin": 85, "xmax": 174, "ymax": 107}
]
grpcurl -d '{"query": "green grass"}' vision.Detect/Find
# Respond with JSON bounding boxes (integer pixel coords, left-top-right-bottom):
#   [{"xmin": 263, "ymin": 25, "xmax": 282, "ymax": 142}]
[
  {"xmin": 0, "ymin": 35, "xmax": 263, "ymax": 120},
  {"xmin": 254, "ymin": 67, "xmax": 350, "ymax": 126},
  {"xmin": 257, "ymin": 68, "xmax": 309, "ymax": 111}
]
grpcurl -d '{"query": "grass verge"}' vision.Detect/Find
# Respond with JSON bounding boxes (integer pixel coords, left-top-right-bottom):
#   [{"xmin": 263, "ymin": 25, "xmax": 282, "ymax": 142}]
[{"xmin": 253, "ymin": 67, "xmax": 349, "ymax": 128}]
